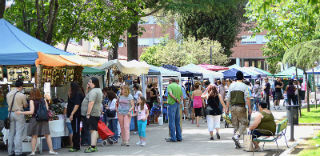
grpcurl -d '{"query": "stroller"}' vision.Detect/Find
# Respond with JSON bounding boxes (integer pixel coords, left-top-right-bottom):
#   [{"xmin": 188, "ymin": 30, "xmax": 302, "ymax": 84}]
[
  {"xmin": 97, "ymin": 120, "xmax": 115, "ymax": 146},
  {"xmin": 223, "ymin": 113, "xmax": 232, "ymax": 128}
]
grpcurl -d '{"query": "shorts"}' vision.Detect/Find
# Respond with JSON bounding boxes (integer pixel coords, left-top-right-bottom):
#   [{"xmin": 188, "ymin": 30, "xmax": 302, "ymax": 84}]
[
  {"xmin": 66, "ymin": 122, "xmax": 73, "ymax": 134},
  {"xmin": 275, "ymin": 92, "xmax": 282, "ymax": 100},
  {"xmin": 194, "ymin": 108, "xmax": 202, "ymax": 117},
  {"xmin": 251, "ymin": 129, "xmax": 272, "ymax": 140},
  {"xmin": 83, "ymin": 116, "xmax": 100, "ymax": 131},
  {"xmin": 207, "ymin": 115, "xmax": 221, "ymax": 131}
]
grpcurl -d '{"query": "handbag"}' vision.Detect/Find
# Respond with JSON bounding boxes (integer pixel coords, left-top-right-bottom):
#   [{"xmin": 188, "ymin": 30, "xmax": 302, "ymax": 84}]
[
  {"xmin": 243, "ymin": 132, "xmax": 254, "ymax": 152},
  {"xmin": 106, "ymin": 109, "xmax": 116, "ymax": 118},
  {"xmin": 4, "ymin": 92, "xmax": 18, "ymax": 129}
]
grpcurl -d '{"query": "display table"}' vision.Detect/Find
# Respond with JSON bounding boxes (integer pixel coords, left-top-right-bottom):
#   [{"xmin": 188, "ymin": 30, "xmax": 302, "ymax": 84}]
[{"xmin": 22, "ymin": 118, "xmax": 68, "ymax": 153}]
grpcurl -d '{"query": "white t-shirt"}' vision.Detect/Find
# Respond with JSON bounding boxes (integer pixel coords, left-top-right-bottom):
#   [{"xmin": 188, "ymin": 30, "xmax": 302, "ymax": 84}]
[
  {"xmin": 134, "ymin": 91, "xmax": 142, "ymax": 102},
  {"xmin": 108, "ymin": 98, "xmax": 118, "ymax": 119},
  {"xmin": 64, "ymin": 103, "xmax": 70, "ymax": 123}
]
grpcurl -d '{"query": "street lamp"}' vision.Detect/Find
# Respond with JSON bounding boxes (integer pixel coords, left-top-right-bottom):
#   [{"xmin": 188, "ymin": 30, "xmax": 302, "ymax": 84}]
[{"xmin": 210, "ymin": 46, "xmax": 214, "ymax": 65}]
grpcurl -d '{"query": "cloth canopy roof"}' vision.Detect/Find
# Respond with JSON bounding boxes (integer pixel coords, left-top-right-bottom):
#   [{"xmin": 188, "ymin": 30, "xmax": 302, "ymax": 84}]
[
  {"xmin": 35, "ymin": 52, "xmax": 77, "ymax": 67},
  {"xmin": 275, "ymin": 67, "xmax": 304, "ymax": 78},
  {"xmin": 148, "ymin": 68, "xmax": 161, "ymax": 75},
  {"xmin": 180, "ymin": 64, "xmax": 224, "ymax": 82},
  {"xmin": 228, "ymin": 64, "xmax": 260, "ymax": 79},
  {"xmin": 242, "ymin": 67, "xmax": 266, "ymax": 77},
  {"xmin": 97, "ymin": 59, "xmax": 150, "ymax": 76},
  {"xmin": 198, "ymin": 64, "xmax": 229, "ymax": 71},
  {"xmin": 222, "ymin": 68, "xmax": 251, "ymax": 79},
  {"xmin": 60, "ymin": 55, "xmax": 101, "ymax": 67},
  {"xmin": 0, "ymin": 19, "xmax": 72, "ymax": 65},
  {"xmin": 250, "ymin": 67, "xmax": 273, "ymax": 77},
  {"xmin": 149, "ymin": 65, "xmax": 181, "ymax": 77},
  {"xmin": 162, "ymin": 65, "xmax": 202, "ymax": 77},
  {"xmin": 82, "ymin": 67, "xmax": 105, "ymax": 75},
  {"xmin": 307, "ymin": 65, "xmax": 320, "ymax": 74}
]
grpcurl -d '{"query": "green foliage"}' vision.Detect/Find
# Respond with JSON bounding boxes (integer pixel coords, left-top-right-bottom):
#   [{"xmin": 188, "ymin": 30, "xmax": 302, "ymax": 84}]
[
  {"xmin": 177, "ymin": 0, "xmax": 246, "ymax": 57},
  {"xmin": 140, "ymin": 36, "xmax": 229, "ymax": 66},
  {"xmin": 245, "ymin": 0, "xmax": 320, "ymax": 73}
]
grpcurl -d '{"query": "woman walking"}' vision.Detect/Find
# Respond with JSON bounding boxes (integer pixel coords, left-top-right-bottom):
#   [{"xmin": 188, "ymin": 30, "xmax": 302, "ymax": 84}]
[
  {"xmin": 16, "ymin": 88, "xmax": 58, "ymax": 155},
  {"xmin": 68, "ymin": 82, "xmax": 84, "ymax": 152},
  {"xmin": 116, "ymin": 85, "xmax": 134, "ymax": 146},
  {"xmin": 202, "ymin": 85, "xmax": 226, "ymax": 140},
  {"xmin": 191, "ymin": 82, "xmax": 204, "ymax": 127},
  {"xmin": 81, "ymin": 77, "xmax": 103, "ymax": 153}
]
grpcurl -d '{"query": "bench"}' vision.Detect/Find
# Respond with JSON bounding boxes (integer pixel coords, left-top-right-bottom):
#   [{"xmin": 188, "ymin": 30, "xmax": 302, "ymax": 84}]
[{"xmin": 253, "ymin": 118, "xmax": 289, "ymax": 151}]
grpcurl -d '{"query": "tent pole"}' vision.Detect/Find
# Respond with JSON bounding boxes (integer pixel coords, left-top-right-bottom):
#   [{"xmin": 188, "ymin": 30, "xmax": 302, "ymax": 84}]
[{"xmin": 36, "ymin": 65, "xmax": 42, "ymax": 88}]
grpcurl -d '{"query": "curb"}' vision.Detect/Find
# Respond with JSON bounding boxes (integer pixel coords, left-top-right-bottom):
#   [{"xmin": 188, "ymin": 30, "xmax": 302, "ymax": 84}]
[
  {"xmin": 298, "ymin": 123, "xmax": 320, "ymax": 126},
  {"xmin": 279, "ymin": 140, "xmax": 302, "ymax": 156}
]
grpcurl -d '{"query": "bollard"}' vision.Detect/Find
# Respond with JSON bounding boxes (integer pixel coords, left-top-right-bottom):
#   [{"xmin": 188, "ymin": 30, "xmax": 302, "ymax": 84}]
[
  {"xmin": 286, "ymin": 105, "xmax": 299, "ymax": 141},
  {"xmin": 290, "ymin": 106, "xmax": 295, "ymax": 141}
]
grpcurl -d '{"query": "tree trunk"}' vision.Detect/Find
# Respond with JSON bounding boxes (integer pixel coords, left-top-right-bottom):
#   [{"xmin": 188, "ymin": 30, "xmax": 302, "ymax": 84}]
[
  {"xmin": 305, "ymin": 70, "xmax": 310, "ymax": 112},
  {"xmin": 64, "ymin": 37, "xmax": 70, "ymax": 51},
  {"xmin": 127, "ymin": 21, "xmax": 138, "ymax": 61},
  {"xmin": 0, "ymin": 0, "xmax": 5, "ymax": 18},
  {"xmin": 45, "ymin": 0, "xmax": 59, "ymax": 44},
  {"xmin": 296, "ymin": 67, "xmax": 302, "ymax": 117},
  {"xmin": 112, "ymin": 43, "xmax": 119, "ymax": 60}
]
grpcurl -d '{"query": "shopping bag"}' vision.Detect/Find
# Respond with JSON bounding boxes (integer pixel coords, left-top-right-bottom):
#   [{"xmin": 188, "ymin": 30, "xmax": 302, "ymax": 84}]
[
  {"xmin": 97, "ymin": 120, "xmax": 114, "ymax": 140},
  {"xmin": 243, "ymin": 133, "xmax": 254, "ymax": 152}
]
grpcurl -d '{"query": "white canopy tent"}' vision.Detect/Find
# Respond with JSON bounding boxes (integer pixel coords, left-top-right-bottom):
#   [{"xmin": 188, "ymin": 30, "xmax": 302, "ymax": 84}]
[
  {"xmin": 97, "ymin": 59, "xmax": 150, "ymax": 76},
  {"xmin": 179, "ymin": 63, "xmax": 224, "ymax": 83}
]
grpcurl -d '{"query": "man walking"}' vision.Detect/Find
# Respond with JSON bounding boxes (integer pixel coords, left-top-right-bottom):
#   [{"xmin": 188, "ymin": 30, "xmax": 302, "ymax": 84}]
[
  {"xmin": 7, "ymin": 80, "xmax": 28, "ymax": 156},
  {"xmin": 263, "ymin": 77, "xmax": 271, "ymax": 109},
  {"xmin": 165, "ymin": 78, "xmax": 183, "ymax": 142},
  {"xmin": 226, "ymin": 71, "xmax": 251, "ymax": 149}
]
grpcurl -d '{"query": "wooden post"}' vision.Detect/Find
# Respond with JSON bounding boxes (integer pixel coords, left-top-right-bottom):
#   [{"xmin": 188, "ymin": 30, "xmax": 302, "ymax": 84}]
[
  {"xmin": 296, "ymin": 67, "xmax": 302, "ymax": 117},
  {"xmin": 36, "ymin": 65, "xmax": 42, "ymax": 88}
]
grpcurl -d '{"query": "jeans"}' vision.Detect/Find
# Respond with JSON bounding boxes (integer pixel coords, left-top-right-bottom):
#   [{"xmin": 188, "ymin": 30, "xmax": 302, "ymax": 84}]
[
  {"xmin": 287, "ymin": 94, "xmax": 297, "ymax": 105},
  {"xmin": 253, "ymin": 97, "xmax": 261, "ymax": 111},
  {"xmin": 71, "ymin": 117, "xmax": 81, "ymax": 149},
  {"xmin": 137, "ymin": 120, "xmax": 147, "ymax": 138},
  {"xmin": 101, "ymin": 113, "xmax": 108, "ymax": 125},
  {"xmin": 8, "ymin": 112, "xmax": 25, "ymax": 155},
  {"xmin": 168, "ymin": 102, "xmax": 182, "ymax": 141},
  {"xmin": 108, "ymin": 119, "xmax": 119, "ymax": 141},
  {"xmin": 264, "ymin": 94, "xmax": 270, "ymax": 110}
]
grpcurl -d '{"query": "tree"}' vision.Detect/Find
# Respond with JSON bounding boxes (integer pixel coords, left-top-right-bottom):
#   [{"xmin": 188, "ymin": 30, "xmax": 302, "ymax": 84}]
[
  {"xmin": 0, "ymin": 0, "xmax": 5, "ymax": 18},
  {"xmin": 283, "ymin": 39, "xmax": 320, "ymax": 112},
  {"xmin": 245, "ymin": 0, "xmax": 320, "ymax": 73},
  {"xmin": 177, "ymin": 0, "xmax": 246, "ymax": 57},
  {"xmin": 140, "ymin": 36, "xmax": 229, "ymax": 66}
]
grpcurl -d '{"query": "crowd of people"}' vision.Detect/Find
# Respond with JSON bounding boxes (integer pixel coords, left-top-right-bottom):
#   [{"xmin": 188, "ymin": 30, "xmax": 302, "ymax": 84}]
[{"xmin": 6, "ymin": 72, "xmax": 303, "ymax": 155}]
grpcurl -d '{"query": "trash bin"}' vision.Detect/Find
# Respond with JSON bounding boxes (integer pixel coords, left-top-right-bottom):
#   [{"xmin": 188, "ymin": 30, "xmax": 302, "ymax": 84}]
[{"xmin": 286, "ymin": 105, "xmax": 299, "ymax": 125}]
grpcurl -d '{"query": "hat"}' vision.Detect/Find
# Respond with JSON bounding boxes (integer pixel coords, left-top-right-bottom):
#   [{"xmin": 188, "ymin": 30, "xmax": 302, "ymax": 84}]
[{"xmin": 236, "ymin": 71, "xmax": 244, "ymax": 80}]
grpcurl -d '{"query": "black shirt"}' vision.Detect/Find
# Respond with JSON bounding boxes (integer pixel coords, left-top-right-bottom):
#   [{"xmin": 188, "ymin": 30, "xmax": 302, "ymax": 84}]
[
  {"xmin": 264, "ymin": 82, "xmax": 270, "ymax": 95},
  {"xmin": 207, "ymin": 96, "xmax": 222, "ymax": 115},
  {"xmin": 150, "ymin": 88, "xmax": 158, "ymax": 103},
  {"xmin": 67, "ymin": 92, "xmax": 84, "ymax": 118},
  {"xmin": 274, "ymin": 81, "xmax": 282, "ymax": 93}
]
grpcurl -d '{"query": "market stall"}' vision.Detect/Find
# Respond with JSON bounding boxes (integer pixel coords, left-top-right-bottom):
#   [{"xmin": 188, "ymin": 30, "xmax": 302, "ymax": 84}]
[
  {"xmin": 179, "ymin": 63, "xmax": 224, "ymax": 83},
  {"xmin": 198, "ymin": 64, "xmax": 229, "ymax": 71},
  {"xmin": 222, "ymin": 68, "xmax": 252, "ymax": 79},
  {"xmin": 228, "ymin": 64, "xmax": 261, "ymax": 79}
]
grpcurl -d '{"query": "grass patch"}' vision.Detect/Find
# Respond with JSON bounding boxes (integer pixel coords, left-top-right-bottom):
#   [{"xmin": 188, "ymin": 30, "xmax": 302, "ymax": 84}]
[
  {"xmin": 298, "ymin": 132, "xmax": 320, "ymax": 156},
  {"xmin": 300, "ymin": 105, "xmax": 320, "ymax": 124}
]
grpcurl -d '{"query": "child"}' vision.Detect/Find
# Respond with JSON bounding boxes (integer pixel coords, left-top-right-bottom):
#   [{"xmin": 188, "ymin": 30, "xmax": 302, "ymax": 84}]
[{"xmin": 135, "ymin": 96, "xmax": 149, "ymax": 146}]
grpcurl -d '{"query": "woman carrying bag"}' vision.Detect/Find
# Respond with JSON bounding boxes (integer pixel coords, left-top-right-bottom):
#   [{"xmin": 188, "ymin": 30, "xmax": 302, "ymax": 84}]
[{"xmin": 16, "ymin": 88, "xmax": 58, "ymax": 155}]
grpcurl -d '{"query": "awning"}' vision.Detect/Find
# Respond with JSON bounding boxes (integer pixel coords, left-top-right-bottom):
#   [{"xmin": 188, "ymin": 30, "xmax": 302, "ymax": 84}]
[
  {"xmin": 97, "ymin": 59, "xmax": 150, "ymax": 76},
  {"xmin": 222, "ymin": 68, "xmax": 252, "ymax": 79},
  {"xmin": 35, "ymin": 52, "xmax": 78, "ymax": 67},
  {"xmin": 162, "ymin": 65, "xmax": 202, "ymax": 77},
  {"xmin": 60, "ymin": 55, "xmax": 101, "ymax": 67},
  {"xmin": 198, "ymin": 64, "xmax": 229, "ymax": 71},
  {"xmin": 149, "ymin": 65, "xmax": 181, "ymax": 77},
  {"xmin": 83, "ymin": 67, "xmax": 105, "ymax": 75},
  {"xmin": 275, "ymin": 67, "xmax": 304, "ymax": 78}
]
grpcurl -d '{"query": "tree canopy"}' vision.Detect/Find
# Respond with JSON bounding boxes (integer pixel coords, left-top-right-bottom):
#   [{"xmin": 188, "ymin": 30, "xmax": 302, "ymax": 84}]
[
  {"xmin": 245, "ymin": 0, "xmax": 320, "ymax": 73},
  {"xmin": 140, "ymin": 36, "xmax": 229, "ymax": 66}
]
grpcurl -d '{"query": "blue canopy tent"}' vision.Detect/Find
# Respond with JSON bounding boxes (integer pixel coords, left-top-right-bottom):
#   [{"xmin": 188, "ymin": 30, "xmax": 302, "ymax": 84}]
[
  {"xmin": 162, "ymin": 65, "xmax": 202, "ymax": 77},
  {"xmin": 0, "ymin": 19, "xmax": 72, "ymax": 65},
  {"xmin": 222, "ymin": 68, "xmax": 251, "ymax": 79}
]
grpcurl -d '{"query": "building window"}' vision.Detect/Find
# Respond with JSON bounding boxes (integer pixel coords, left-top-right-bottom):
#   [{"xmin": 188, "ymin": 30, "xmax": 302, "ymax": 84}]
[{"xmin": 241, "ymin": 35, "xmax": 257, "ymax": 44}]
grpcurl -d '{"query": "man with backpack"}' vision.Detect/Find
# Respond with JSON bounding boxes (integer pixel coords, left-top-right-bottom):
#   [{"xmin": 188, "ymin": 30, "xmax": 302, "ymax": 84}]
[
  {"xmin": 7, "ymin": 80, "xmax": 28, "ymax": 156},
  {"xmin": 226, "ymin": 71, "xmax": 251, "ymax": 149}
]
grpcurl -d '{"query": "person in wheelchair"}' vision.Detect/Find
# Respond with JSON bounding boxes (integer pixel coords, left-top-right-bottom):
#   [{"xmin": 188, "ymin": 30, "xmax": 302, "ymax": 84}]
[{"xmin": 249, "ymin": 101, "xmax": 276, "ymax": 151}]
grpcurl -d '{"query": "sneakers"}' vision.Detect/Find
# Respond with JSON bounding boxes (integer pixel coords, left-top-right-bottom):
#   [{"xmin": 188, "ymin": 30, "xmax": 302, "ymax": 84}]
[
  {"xmin": 49, "ymin": 151, "xmax": 58, "ymax": 155},
  {"xmin": 141, "ymin": 141, "xmax": 146, "ymax": 146},
  {"xmin": 232, "ymin": 136, "xmax": 241, "ymax": 149},
  {"xmin": 69, "ymin": 148, "xmax": 80, "ymax": 152},
  {"xmin": 210, "ymin": 137, "xmax": 214, "ymax": 140},
  {"xmin": 29, "ymin": 152, "xmax": 35, "ymax": 156},
  {"xmin": 84, "ymin": 146, "xmax": 98, "ymax": 153},
  {"xmin": 136, "ymin": 141, "xmax": 142, "ymax": 145}
]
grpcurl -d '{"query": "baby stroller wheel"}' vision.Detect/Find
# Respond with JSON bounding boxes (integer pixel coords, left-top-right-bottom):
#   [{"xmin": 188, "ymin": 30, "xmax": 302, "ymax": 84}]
[
  {"xmin": 102, "ymin": 140, "xmax": 108, "ymax": 146},
  {"xmin": 107, "ymin": 138, "xmax": 114, "ymax": 145}
]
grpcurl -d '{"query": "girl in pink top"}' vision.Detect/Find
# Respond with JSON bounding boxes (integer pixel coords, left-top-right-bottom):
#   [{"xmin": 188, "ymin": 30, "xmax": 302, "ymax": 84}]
[
  {"xmin": 135, "ymin": 96, "xmax": 149, "ymax": 146},
  {"xmin": 192, "ymin": 82, "xmax": 204, "ymax": 127}
]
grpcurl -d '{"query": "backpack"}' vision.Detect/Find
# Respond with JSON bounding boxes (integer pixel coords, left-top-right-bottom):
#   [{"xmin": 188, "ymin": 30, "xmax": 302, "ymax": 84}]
[{"xmin": 36, "ymin": 99, "xmax": 49, "ymax": 121}]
